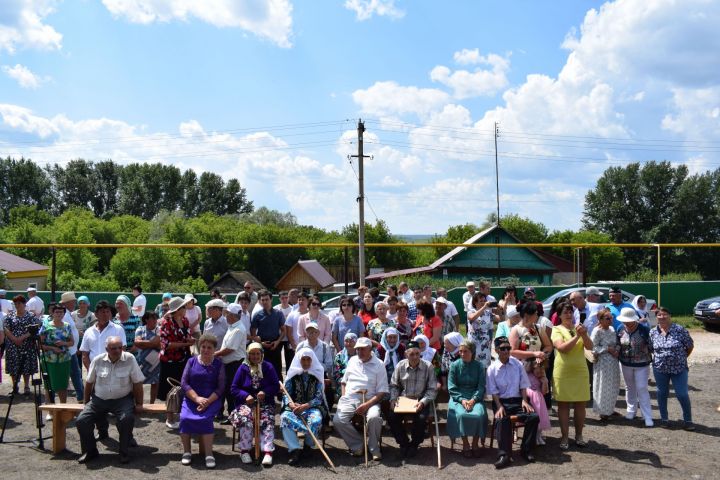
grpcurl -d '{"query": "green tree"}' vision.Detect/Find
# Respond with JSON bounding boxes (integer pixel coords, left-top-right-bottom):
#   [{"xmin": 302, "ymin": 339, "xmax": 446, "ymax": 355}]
[
  {"xmin": 0, "ymin": 157, "xmax": 53, "ymax": 223},
  {"xmin": 223, "ymin": 178, "xmax": 254, "ymax": 215}
]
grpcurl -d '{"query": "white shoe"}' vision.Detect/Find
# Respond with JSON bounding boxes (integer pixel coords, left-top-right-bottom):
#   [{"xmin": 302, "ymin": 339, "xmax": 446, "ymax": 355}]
[
  {"xmin": 645, "ymin": 419, "xmax": 654, "ymax": 427},
  {"xmin": 166, "ymin": 420, "xmax": 180, "ymax": 429},
  {"xmin": 371, "ymin": 450, "xmax": 382, "ymax": 461},
  {"xmin": 536, "ymin": 435, "xmax": 546, "ymax": 445},
  {"xmin": 205, "ymin": 456, "xmax": 216, "ymax": 469},
  {"xmin": 45, "ymin": 413, "xmax": 53, "ymax": 422},
  {"xmin": 181, "ymin": 453, "xmax": 192, "ymax": 465},
  {"xmin": 625, "ymin": 412, "xmax": 636, "ymax": 420},
  {"xmin": 240, "ymin": 452, "xmax": 252, "ymax": 464},
  {"xmin": 261, "ymin": 453, "xmax": 272, "ymax": 466}
]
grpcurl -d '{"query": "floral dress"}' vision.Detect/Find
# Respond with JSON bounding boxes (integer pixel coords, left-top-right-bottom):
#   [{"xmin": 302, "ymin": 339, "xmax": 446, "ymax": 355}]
[
  {"xmin": 135, "ymin": 324, "xmax": 161, "ymax": 384},
  {"xmin": 467, "ymin": 308, "xmax": 493, "ymax": 367},
  {"xmin": 4, "ymin": 311, "xmax": 39, "ymax": 376},
  {"xmin": 333, "ymin": 350, "xmax": 355, "ymax": 397},
  {"xmin": 590, "ymin": 326, "xmax": 621, "ymax": 416},
  {"xmin": 366, "ymin": 318, "xmax": 396, "ymax": 344}
]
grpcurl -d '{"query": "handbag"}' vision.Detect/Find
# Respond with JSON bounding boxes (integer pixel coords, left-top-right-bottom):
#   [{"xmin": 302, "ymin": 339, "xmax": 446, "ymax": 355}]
[
  {"xmin": 165, "ymin": 377, "xmax": 184, "ymax": 413},
  {"xmin": 584, "ymin": 348, "xmax": 597, "ymax": 364}
]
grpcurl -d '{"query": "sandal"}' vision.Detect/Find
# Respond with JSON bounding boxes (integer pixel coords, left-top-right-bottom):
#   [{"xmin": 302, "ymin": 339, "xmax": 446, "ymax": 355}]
[
  {"xmin": 462, "ymin": 446, "xmax": 473, "ymax": 458},
  {"xmin": 559, "ymin": 439, "xmax": 569, "ymax": 450},
  {"xmin": 575, "ymin": 436, "xmax": 587, "ymax": 448},
  {"xmin": 181, "ymin": 452, "xmax": 192, "ymax": 466},
  {"xmin": 205, "ymin": 456, "xmax": 216, "ymax": 469}
]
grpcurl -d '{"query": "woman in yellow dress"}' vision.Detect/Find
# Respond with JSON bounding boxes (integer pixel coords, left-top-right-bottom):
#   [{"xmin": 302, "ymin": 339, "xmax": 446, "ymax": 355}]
[{"xmin": 551, "ymin": 301, "xmax": 593, "ymax": 450}]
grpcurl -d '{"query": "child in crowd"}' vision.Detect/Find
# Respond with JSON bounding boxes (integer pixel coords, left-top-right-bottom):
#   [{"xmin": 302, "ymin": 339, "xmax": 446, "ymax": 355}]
[{"xmin": 525, "ymin": 359, "xmax": 552, "ymax": 445}]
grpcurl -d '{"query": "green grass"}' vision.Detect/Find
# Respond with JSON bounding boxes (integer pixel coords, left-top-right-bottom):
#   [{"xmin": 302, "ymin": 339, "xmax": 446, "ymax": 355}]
[{"xmin": 672, "ymin": 315, "xmax": 705, "ymax": 330}]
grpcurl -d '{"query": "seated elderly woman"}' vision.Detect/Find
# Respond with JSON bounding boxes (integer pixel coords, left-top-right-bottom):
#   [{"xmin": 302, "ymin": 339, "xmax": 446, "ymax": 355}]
[
  {"xmin": 179, "ymin": 334, "xmax": 225, "ymax": 469},
  {"xmin": 230, "ymin": 342, "xmax": 280, "ymax": 466},
  {"xmin": 376, "ymin": 327, "xmax": 405, "ymax": 383},
  {"xmin": 333, "ymin": 332, "xmax": 357, "ymax": 398},
  {"xmin": 281, "ymin": 348, "xmax": 328, "ymax": 466},
  {"xmin": 439, "ymin": 332, "xmax": 464, "ymax": 393},
  {"xmin": 447, "ymin": 339, "xmax": 488, "ymax": 457}
]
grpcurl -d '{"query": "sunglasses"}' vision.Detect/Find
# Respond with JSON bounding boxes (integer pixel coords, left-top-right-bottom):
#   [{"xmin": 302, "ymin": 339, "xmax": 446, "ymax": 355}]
[
  {"xmin": 310, "ymin": 302, "xmax": 321, "ymax": 307},
  {"xmin": 497, "ymin": 346, "xmax": 511, "ymax": 351}
]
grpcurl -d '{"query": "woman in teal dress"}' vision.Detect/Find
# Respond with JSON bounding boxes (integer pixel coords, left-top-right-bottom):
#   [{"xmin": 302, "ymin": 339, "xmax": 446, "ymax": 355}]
[{"xmin": 447, "ymin": 339, "xmax": 488, "ymax": 457}]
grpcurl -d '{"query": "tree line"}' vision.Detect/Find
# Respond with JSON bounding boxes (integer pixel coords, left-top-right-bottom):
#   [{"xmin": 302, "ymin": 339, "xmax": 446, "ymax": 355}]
[{"xmin": 0, "ymin": 157, "xmax": 253, "ymax": 223}]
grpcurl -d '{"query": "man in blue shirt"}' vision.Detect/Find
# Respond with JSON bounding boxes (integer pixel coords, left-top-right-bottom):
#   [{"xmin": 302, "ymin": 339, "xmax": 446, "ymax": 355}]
[
  {"xmin": 486, "ymin": 336, "xmax": 539, "ymax": 469},
  {"xmin": 250, "ymin": 290, "xmax": 285, "ymax": 378},
  {"xmin": 606, "ymin": 286, "xmax": 634, "ymax": 331}
]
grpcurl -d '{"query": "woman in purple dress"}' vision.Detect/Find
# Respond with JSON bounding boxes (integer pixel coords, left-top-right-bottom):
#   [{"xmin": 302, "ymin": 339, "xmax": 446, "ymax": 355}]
[
  {"xmin": 179, "ymin": 334, "xmax": 225, "ymax": 469},
  {"xmin": 230, "ymin": 342, "xmax": 279, "ymax": 467}
]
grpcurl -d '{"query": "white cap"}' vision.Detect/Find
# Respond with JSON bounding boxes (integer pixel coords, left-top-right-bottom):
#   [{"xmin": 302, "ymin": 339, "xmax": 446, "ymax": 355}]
[
  {"xmin": 435, "ymin": 296, "xmax": 448, "ymax": 305},
  {"xmin": 226, "ymin": 303, "xmax": 242, "ymax": 315},
  {"xmin": 355, "ymin": 337, "xmax": 372, "ymax": 348},
  {"xmin": 27, "ymin": 287, "xmax": 37, "ymax": 292},
  {"xmin": 466, "ymin": 281, "xmax": 475, "ymax": 287},
  {"xmin": 618, "ymin": 307, "xmax": 639, "ymax": 323}
]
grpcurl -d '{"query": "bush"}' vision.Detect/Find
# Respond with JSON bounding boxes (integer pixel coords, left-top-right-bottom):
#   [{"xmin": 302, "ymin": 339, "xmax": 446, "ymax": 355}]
[{"xmin": 623, "ymin": 268, "xmax": 703, "ymax": 282}]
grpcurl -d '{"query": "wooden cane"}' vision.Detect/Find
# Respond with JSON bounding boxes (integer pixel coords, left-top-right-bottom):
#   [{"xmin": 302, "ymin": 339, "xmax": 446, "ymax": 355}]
[
  {"xmin": 432, "ymin": 400, "xmax": 442, "ymax": 469},
  {"xmin": 254, "ymin": 401, "xmax": 261, "ymax": 465},
  {"xmin": 278, "ymin": 381, "xmax": 337, "ymax": 472},
  {"xmin": 360, "ymin": 390, "xmax": 368, "ymax": 466}
]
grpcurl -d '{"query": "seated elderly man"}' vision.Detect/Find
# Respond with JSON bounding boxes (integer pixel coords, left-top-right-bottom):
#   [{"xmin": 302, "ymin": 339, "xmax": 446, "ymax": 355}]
[
  {"xmin": 387, "ymin": 340, "xmax": 437, "ymax": 458},
  {"xmin": 76, "ymin": 336, "xmax": 144, "ymax": 464},
  {"xmin": 487, "ymin": 336, "xmax": 539, "ymax": 469},
  {"xmin": 333, "ymin": 336, "xmax": 389, "ymax": 460}
]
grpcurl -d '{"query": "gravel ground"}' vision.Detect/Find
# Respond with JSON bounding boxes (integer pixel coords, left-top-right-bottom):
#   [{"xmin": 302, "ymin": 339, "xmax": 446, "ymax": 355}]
[{"xmin": 1, "ymin": 329, "xmax": 718, "ymax": 480}]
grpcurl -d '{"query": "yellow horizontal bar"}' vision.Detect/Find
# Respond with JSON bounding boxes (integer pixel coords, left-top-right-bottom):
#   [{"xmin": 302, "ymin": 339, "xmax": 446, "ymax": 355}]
[{"xmin": 1, "ymin": 242, "xmax": 719, "ymax": 249}]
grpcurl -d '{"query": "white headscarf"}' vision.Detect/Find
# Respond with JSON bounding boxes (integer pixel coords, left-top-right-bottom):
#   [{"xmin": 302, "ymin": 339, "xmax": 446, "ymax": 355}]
[
  {"xmin": 286, "ymin": 347, "xmax": 325, "ymax": 384},
  {"xmin": 631, "ymin": 295, "xmax": 649, "ymax": 318},
  {"xmin": 380, "ymin": 327, "xmax": 400, "ymax": 367},
  {"xmin": 413, "ymin": 334, "xmax": 436, "ymax": 362},
  {"xmin": 444, "ymin": 332, "xmax": 464, "ymax": 355}
]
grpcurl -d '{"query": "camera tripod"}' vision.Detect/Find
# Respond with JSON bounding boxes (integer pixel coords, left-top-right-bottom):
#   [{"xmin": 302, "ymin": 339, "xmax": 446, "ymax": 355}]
[{"xmin": 0, "ymin": 328, "xmax": 52, "ymax": 450}]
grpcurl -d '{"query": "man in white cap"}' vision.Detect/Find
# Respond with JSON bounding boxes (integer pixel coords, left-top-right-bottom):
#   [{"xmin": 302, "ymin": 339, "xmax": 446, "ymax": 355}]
[
  {"xmin": 436, "ymin": 287, "xmax": 460, "ymax": 324},
  {"xmin": 25, "ymin": 287, "xmax": 44, "ymax": 317},
  {"xmin": 435, "ymin": 297, "xmax": 456, "ymax": 339},
  {"xmin": 214, "ymin": 302, "xmax": 246, "ymax": 423},
  {"xmin": 463, "ymin": 281, "xmax": 476, "ymax": 313},
  {"xmin": 334, "ymin": 336, "xmax": 389, "ymax": 460},
  {"xmin": 204, "ymin": 299, "xmax": 228, "ymax": 348}
]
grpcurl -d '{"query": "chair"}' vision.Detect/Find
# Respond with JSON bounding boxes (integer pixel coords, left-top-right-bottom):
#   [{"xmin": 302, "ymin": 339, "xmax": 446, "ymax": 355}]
[{"xmin": 489, "ymin": 415, "xmax": 524, "ymax": 449}]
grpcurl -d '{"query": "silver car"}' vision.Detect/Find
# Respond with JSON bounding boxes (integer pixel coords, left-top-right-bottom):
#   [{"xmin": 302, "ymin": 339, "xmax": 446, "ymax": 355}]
[{"xmin": 540, "ymin": 286, "xmax": 657, "ymax": 325}]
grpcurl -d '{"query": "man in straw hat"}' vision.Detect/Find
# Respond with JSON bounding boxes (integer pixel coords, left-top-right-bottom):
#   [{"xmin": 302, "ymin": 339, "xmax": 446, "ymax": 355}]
[{"xmin": 333, "ymin": 336, "xmax": 388, "ymax": 461}]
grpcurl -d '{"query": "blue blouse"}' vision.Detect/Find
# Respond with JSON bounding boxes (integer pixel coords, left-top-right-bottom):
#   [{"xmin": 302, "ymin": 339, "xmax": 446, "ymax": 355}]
[{"xmin": 650, "ymin": 323, "xmax": 693, "ymax": 375}]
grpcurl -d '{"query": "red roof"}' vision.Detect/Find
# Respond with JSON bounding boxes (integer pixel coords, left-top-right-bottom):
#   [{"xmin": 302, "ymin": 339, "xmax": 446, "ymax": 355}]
[{"xmin": 0, "ymin": 250, "xmax": 48, "ymax": 273}]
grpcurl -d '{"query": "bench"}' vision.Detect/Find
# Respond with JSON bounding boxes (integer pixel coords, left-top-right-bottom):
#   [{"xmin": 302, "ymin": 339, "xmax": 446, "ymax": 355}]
[{"xmin": 39, "ymin": 403, "xmax": 167, "ymax": 454}]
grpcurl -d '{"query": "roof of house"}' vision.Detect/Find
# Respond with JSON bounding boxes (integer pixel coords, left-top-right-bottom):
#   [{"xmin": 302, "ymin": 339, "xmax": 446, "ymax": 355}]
[
  {"xmin": 0, "ymin": 250, "xmax": 48, "ymax": 273},
  {"xmin": 207, "ymin": 270, "xmax": 267, "ymax": 291},
  {"xmin": 275, "ymin": 260, "xmax": 336, "ymax": 289},
  {"xmin": 365, "ymin": 225, "xmax": 556, "ymax": 281}
]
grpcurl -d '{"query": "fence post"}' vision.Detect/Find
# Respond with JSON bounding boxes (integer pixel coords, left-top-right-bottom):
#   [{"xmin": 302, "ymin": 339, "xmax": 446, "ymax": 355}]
[
  {"xmin": 51, "ymin": 246, "xmax": 57, "ymax": 302},
  {"xmin": 655, "ymin": 244, "xmax": 661, "ymax": 306}
]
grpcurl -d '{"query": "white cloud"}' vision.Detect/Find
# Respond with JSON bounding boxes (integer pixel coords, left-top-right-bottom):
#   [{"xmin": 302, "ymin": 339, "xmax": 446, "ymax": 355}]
[
  {"xmin": 102, "ymin": 0, "xmax": 294, "ymax": 48},
  {"xmin": 352, "ymin": 81, "xmax": 449, "ymax": 119},
  {"xmin": 430, "ymin": 52, "xmax": 510, "ymax": 99},
  {"xmin": 2, "ymin": 64, "xmax": 50, "ymax": 89},
  {"xmin": 344, "ymin": 0, "xmax": 404, "ymax": 21},
  {"xmin": 379, "ymin": 175, "xmax": 403, "ymax": 187},
  {"xmin": 0, "ymin": 0, "xmax": 63, "ymax": 53},
  {"xmin": 561, "ymin": 0, "xmax": 720, "ymax": 88},
  {"xmin": 661, "ymin": 86, "xmax": 720, "ymax": 139}
]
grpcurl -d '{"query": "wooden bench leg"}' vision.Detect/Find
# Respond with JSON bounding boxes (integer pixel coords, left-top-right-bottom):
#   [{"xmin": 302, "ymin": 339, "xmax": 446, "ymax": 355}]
[{"xmin": 51, "ymin": 410, "xmax": 78, "ymax": 454}]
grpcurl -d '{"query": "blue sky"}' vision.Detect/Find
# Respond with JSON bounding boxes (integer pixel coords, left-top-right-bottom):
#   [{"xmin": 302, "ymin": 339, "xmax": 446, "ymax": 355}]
[{"xmin": 1, "ymin": 0, "xmax": 719, "ymax": 234}]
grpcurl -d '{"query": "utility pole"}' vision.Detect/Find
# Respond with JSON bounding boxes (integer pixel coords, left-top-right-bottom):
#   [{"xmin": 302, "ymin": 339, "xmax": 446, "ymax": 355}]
[
  {"xmin": 494, "ymin": 122, "xmax": 501, "ymax": 278},
  {"xmin": 350, "ymin": 119, "xmax": 371, "ymax": 287}
]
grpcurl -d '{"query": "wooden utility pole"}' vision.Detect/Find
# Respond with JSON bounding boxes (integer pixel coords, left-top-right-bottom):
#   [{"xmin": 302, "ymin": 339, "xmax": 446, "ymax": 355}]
[{"xmin": 350, "ymin": 120, "xmax": 371, "ymax": 287}]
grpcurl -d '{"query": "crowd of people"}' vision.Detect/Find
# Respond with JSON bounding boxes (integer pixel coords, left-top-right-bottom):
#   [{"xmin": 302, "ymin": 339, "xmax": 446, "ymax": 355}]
[{"xmin": 0, "ymin": 281, "xmax": 696, "ymax": 469}]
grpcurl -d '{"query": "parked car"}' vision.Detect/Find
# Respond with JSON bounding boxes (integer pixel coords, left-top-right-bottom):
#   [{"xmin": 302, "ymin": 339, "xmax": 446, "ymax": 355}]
[
  {"xmin": 692, "ymin": 296, "xmax": 720, "ymax": 328},
  {"xmin": 540, "ymin": 286, "xmax": 657, "ymax": 325},
  {"xmin": 321, "ymin": 293, "xmax": 388, "ymax": 317}
]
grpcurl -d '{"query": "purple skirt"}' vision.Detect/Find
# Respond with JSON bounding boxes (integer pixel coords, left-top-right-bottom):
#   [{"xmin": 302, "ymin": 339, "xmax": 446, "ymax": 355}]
[{"xmin": 179, "ymin": 397, "xmax": 222, "ymax": 434}]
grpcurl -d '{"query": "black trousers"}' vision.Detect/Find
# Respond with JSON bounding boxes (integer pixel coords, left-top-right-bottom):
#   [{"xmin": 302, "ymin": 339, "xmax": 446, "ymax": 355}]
[
  {"xmin": 282, "ymin": 342, "xmax": 294, "ymax": 376},
  {"xmin": 494, "ymin": 397, "xmax": 539, "ymax": 457},
  {"xmin": 386, "ymin": 403, "xmax": 430, "ymax": 448},
  {"xmin": 77, "ymin": 394, "xmax": 135, "ymax": 456},
  {"xmin": 223, "ymin": 360, "xmax": 243, "ymax": 414},
  {"xmin": 263, "ymin": 343, "xmax": 283, "ymax": 380}
]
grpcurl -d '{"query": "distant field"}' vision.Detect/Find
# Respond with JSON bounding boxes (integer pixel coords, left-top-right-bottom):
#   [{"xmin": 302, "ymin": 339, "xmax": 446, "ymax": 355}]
[{"xmin": 397, "ymin": 234, "xmax": 435, "ymax": 243}]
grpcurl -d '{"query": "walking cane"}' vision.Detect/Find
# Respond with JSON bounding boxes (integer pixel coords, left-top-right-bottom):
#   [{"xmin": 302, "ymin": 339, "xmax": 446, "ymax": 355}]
[
  {"xmin": 360, "ymin": 390, "xmax": 368, "ymax": 467},
  {"xmin": 278, "ymin": 381, "xmax": 336, "ymax": 472},
  {"xmin": 432, "ymin": 400, "xmax": 442, "ymax": 469},
  {"xmin": 254, "ymin": 401, "xmax": 261, "ymax": 465}
]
